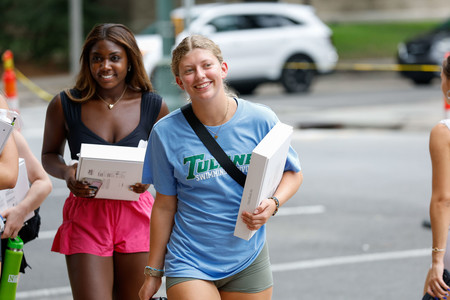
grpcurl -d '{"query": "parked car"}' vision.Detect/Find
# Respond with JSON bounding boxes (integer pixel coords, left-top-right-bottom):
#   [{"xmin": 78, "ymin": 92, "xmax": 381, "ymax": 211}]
[
  {"xmin": 134, "ymin": 24, "xmax": 163, "ymax": 82},
  {"xmin": 396, "ymin": 18, "xmax": 450, "ymax": 85},
  {"xmin": 136, "ymin": 2, "xmax": 338, "ymax": 95}
]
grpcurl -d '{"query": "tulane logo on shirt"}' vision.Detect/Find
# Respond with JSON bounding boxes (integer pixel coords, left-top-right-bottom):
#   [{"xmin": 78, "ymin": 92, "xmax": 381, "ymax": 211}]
[{"xmin": 184, "ymin": 153, "xmax": 251, "ymax": 181}]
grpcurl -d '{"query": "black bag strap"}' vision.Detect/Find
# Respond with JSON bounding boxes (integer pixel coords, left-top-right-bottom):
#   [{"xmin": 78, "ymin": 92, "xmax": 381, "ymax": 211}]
[{"xmin": 181, "ymin": 104, "xmax": 247, "ymax": 187}]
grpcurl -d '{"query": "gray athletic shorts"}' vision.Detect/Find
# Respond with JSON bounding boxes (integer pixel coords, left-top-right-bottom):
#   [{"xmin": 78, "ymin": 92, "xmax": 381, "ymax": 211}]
[{"xmin": 166, "ymin": 243, "xmax": 273, "ymax": 293}]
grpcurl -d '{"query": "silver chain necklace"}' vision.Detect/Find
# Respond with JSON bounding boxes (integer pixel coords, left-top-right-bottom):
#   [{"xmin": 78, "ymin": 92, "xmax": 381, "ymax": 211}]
[{"xmin": 206, "ymin": 98, "xmax": 230, "ymax": 139}]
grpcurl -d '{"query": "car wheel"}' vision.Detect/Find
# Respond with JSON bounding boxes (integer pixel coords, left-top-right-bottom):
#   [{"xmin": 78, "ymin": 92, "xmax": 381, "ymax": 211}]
[
  {"xmin": 411, "ymin": 74, "xmax": 434, "ymax": 85},
  {"xmin": 230, "ymin": 83, "xmax": 258, "ymax": 95},
  {"xmin": 281, "ymin": 54, "xmax": 315, "ymax": 93}
]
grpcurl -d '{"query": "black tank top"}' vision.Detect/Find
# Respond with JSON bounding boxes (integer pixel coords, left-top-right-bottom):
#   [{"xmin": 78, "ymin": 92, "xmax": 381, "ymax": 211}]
[{"xmin": 61, "ymin": 89, "xmax": 162, "ymax": 160}]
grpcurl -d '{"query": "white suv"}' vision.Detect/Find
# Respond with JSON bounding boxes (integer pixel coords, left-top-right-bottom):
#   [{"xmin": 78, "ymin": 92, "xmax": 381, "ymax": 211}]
[{"xmin": 137, "ymin": 2, "xmax": 338, "ymax": 94}]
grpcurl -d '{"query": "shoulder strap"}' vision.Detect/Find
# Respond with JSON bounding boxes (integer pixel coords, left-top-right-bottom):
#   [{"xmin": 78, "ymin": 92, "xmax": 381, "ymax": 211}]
[
  {"xmin": 141, "ymin": 92, "xmax": 163, "ymax": 130},
  {"xmin": 181, "ymin": 104, "xmax": 247, "ymax": 187}
]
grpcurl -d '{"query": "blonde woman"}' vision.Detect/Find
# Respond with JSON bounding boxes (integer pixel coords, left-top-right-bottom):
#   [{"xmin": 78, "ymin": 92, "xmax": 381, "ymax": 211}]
[{"xmin": 139, "ymin": 35, "xmax": 303, "ymax": 300}]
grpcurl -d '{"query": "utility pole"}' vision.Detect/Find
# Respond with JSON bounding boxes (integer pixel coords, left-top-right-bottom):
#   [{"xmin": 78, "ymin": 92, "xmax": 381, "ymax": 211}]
[
  {"xmin": 153, "ymin": 0, "xmax": 183, "ymax": 111},
  {"xmin": 157, "ymin": 0, "xmax": 175, "ymax": 57},
  {"xmin": 69, "ymin": 0, "xmax": 82, "ymax": 77},
  {"xmin": 184, "ymin": 0, "xmax": 194, "ymax": 30}
]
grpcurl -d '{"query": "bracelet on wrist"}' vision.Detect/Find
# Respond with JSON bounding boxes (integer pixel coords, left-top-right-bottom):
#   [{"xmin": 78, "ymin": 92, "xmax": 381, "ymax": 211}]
[
  {"xmin": 432, "ymin": 247, "xmax": 446, "ymax": 253},
  {"xmin": 269, "ymin": 196, "xmax": 280, "ymax": 216},
  {"xmin": 144, "ymin": 266, "xmax": 164, "ymax": 277}
]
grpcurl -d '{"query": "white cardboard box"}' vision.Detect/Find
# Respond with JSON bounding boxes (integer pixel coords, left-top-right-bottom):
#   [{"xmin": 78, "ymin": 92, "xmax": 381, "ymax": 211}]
[
  {"xmin": 76, "ymin": 143, "xmax": 146, "ymax": 201},
  {"xmin": 0, "ymin": 118, "xmax": 14, "ymax": 154},
  {"xmin": 234, "ymin": 122, "xmax": 293, "ymax": 240},
  {"xmin": 0, "ymin": 158, "xmax": 34, "ymax": 221}
]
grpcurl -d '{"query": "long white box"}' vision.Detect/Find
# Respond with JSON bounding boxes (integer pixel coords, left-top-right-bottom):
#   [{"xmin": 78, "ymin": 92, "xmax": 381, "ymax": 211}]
[
  {"xmin": 234, "ymin": 122, "xmax": 293, "ymax": 240},
  {"xmin": 0, "ymin": 158, "xmax": 34, "ymax": 221},
  {"xmin": 0, "ymin": 118, "xmax": 14, "ymax": 154},
  {"xmin": 76, "ymin": 143, "xmax": 146, "ymax": 201}
]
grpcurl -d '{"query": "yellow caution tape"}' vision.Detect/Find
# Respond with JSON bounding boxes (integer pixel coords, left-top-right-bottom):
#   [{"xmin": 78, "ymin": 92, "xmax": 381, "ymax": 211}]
[
  {"xmin": 285, "ymin": 62, "xmax": 441, "ymax": 72},
  {"xmin": 14, "ymin": 68, "xmax": 54, "ymax": 102}
]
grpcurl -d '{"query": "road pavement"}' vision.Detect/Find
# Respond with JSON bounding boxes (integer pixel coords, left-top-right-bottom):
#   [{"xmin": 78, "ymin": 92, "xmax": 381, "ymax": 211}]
[{"xmin": 8, "ymin": 69, "xmax": 445, "ymax": 299}]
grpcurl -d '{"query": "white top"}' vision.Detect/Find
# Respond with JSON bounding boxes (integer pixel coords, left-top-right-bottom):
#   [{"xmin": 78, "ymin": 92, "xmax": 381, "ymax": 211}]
[{"xmin": 440, "ymin": 119, "xmax": 450, "ymax": 130}]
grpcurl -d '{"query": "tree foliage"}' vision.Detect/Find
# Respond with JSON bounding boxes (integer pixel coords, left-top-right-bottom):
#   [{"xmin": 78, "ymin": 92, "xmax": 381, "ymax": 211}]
[{"xmin": 0, "ymin": 0, "xmax": 118, "ymax": 70}]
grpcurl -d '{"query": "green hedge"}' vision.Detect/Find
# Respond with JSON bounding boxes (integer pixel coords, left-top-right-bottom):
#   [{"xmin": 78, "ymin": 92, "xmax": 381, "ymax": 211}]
[{"xmin": 329, "ymin": 21, "xmax": 442, "ymax": 60}]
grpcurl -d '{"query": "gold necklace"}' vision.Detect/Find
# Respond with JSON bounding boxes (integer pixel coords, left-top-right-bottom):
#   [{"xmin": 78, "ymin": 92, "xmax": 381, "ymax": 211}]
[
  {"xmin": 206, "ymin": 98, "xmax": 230, "ymax": 139},
  {"xmin": 97, "ymin": 86, "xmax": 128, "ymax": 110}
]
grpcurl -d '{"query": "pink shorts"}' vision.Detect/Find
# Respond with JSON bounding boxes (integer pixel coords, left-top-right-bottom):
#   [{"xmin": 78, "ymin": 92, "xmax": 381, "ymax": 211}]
[{"xmin": 52, "ymin": 191, "xmax": 154, "ymax": 256}]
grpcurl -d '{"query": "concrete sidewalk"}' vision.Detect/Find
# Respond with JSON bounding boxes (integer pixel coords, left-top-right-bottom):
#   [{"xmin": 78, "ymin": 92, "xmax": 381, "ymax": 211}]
[{"xmin": 15, "ymin": 69, "xmax": 444, "ymax": 134}]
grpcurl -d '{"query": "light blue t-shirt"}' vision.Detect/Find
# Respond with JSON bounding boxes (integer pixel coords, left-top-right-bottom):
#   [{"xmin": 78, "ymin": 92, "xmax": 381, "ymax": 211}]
[{"xmin": 142, "ymin": 98, "xmax": 301, "ymax": 280}]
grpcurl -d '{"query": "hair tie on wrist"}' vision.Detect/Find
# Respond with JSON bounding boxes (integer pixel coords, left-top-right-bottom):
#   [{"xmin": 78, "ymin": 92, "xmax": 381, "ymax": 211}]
[
  {"xmin": 144, "ymin": 266, "xmax": 164, "ymax": 277},
  {"xmin": 432, "ymin": 247, "xmax": 446, "ymax": 253}
]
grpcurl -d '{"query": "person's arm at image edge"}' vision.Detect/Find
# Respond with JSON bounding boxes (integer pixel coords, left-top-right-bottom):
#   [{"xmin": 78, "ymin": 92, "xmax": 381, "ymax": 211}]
[
  {"xmin": 0, "ymin": 96, "xmax": 18, "ymax": 189},
  {"xmin": 425, "ymin": 124, "xmax": 450, "ymax": 298},
  {"xmin": 1, "ymin": 131, "xmax": 52, "ymax": 238}
]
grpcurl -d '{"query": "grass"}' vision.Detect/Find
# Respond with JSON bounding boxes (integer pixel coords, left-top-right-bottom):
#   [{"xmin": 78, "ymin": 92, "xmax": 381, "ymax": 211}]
[{"xmin": 328, "ymin": 21, "xmax": 442, "ymax": 60}]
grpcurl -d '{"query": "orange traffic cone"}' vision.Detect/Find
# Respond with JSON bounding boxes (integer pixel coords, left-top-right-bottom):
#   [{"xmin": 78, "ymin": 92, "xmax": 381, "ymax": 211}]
[{"xmin": 2, "ymin": 50, "xmax": 19, "ymax": 113}]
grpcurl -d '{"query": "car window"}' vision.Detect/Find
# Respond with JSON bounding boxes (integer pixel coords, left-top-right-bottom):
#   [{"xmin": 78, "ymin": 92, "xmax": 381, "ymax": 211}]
[
  {"xmin": 208, "ymin": 14, "xmax": 301, "ymax": 32},
  {"xmin": 209, "ymin": 15, "xmax": 252, "ymax": 32},
  {"xmin": 251, "ymin": 14, "xmax": 300, "ymax": 28}
]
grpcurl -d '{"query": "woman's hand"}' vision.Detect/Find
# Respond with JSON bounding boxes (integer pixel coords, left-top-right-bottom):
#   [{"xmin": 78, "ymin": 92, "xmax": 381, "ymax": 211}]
[
  {"xmin": 63, "ymin": 163, "xmax": 97, "ymax": 198},
  {"xmin": 426, "ymin": 262, "xmax": 450, "ymax": 299},
  {"xmin": 241, "ymin": 198, "xmax": 276, "ymax": 231},
  {"xmin": 129, "ymin": 183, "xmax": 150, "ymax": 194},
  {"xmin": 1, "ymin": 206, "xmax": 27, "ymax": 239},
  {"xmin": 139, "ymin": 276, "xmax": 162, "ymax": 300}
]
